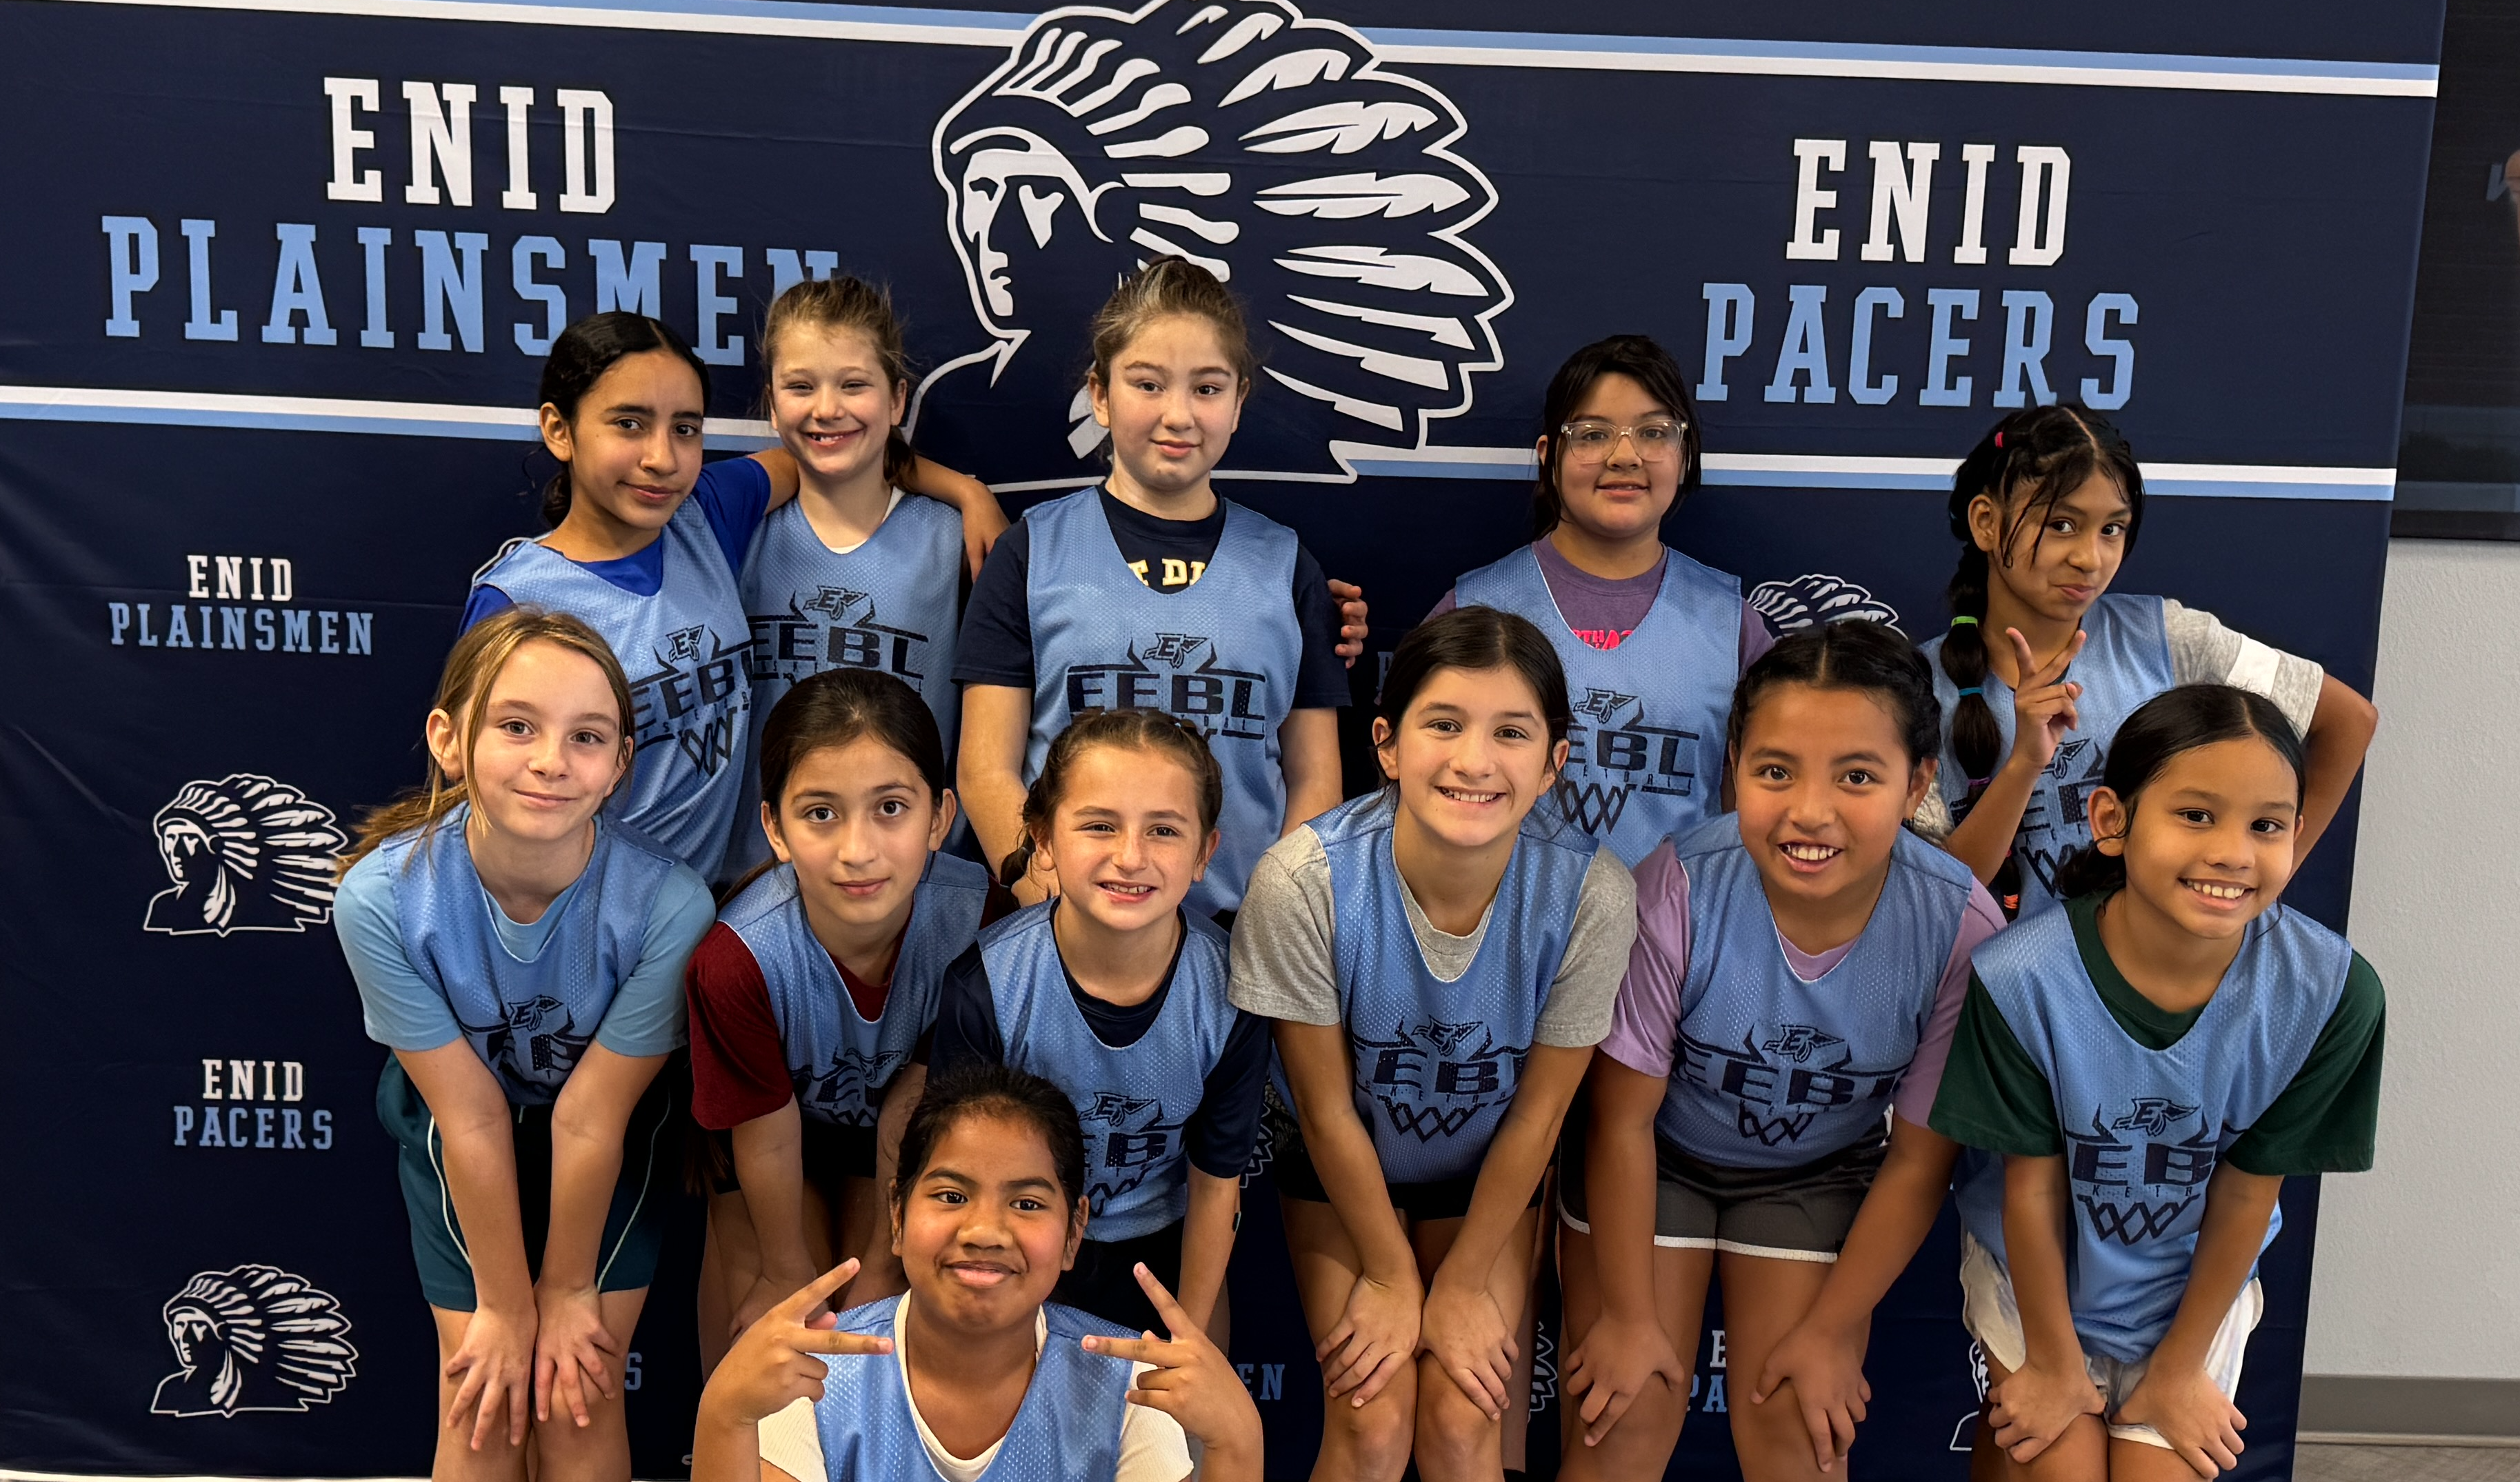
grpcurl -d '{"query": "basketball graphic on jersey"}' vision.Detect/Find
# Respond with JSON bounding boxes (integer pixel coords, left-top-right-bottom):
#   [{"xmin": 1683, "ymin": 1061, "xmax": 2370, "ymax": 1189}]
[
  {"xmin": 794, "ymin": 1045, "xmax": 908, "ymax": 1128},
  {"xmin": 1747, "ymin": 573, "xmax": 1901, "ymax": 634},
  {"xmin": 921, "ymin": 0, "xmax": 1510, "ymax": 482},
  {"xmin": 1353, "ymin": 1017, "xmax": 1524, "ymax": 1143},
  {"xmin": 759, "ymin": 587, "xmax": 934, "ymax": 686},
  {"xmin": 143, "ymin": 774, "xmax": 346, "ymax": 937},
  {"xmin": 2065, "ymin": 1105, "xmax": 2219, "ymax": 1245},
  {"xmin": 2017, "ymin": 738, "xmax": 2108, "ymax": 894},
  {"xmin": 1081, "ymin": 1090, "xmax": 1188, "ymax": 1212},
  {"xmin": 1759, "ymin": 1024, "xmax": 1846, "ymax": 1065},
  {"xmin": 1676, "ymin": 1023, "xmax": 1908, "ymax": 1149},
  {"xmin": 150, "ymin": 1265, "xmax": 357, "ymax": 1418},
  {"xmin": 458, "ymin": 995, "xmax": 594, "ymax": 1084},
  {"xmin": 1064, "ymin": 628, "xmax": 1271, "ymax": 745}
]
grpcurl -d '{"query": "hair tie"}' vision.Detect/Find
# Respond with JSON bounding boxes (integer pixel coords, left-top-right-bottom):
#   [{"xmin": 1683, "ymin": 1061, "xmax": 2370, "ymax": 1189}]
[
  {"xmin": 1949, "ymin": 615, "xmax": 1979, "ymax": 628},
  {"xmin": 1994, "ymin": 431, "xmax": 2006, "ymax": 448},
  {"xmin": 1957, "ymin": 686, "xmax": 1983, "ymax": 698},
  {"xmin": 1966, "ymin": 774, "xmax": 1992, "ymax": 787}
]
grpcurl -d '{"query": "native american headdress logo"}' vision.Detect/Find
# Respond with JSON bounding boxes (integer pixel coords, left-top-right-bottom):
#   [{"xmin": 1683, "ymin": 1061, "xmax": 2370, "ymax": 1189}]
[
  {"xmin": 142, "ymin": 774, "xmax": 345, "ymax": 937},
  {"xmin": 927, "ymin": 0, "xmax": 1511, "ymax": 479},
  {"xmin": 151, "ymin": 1265, "xmax": 358, "ymax": 1418}
]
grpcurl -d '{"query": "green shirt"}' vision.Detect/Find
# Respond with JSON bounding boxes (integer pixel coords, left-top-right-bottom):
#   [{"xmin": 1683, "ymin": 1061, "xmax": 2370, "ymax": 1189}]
[{"xmin": 1928, "ymin": 894, "xmax": 2384, "ymax": 1176}]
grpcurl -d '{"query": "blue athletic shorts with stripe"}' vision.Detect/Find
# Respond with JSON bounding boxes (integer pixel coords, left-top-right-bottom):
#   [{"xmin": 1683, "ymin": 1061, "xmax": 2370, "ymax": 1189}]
[{"xmin": 374, "ymin": 1054, "xmax": 683, "ymax": 1311}]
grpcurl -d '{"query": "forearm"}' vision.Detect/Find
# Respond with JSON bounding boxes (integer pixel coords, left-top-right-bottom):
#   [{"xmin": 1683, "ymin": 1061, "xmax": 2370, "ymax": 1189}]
[
  {"xmin": 732, "ymin": 1103, "xmax": 817, "ymax": 1283},
  {"xmin": 904, "ymin": 454, "xmax": 986, "ymax": 510},
  {"xmin": 955, "ymin": 688, "xmax": 1034, "ymax": 879},
  {"xmin": 1284, "ymin": 1062, "xmax": 1412, "ymax": 1280},
  {"xmin": 2296, "ymin": 679, "xmax": 2378, "ymax": 859},
  {"xmin": 1582, "ymin": 1078, "xmax": 1665, "ymax": 1310},
  {"xmin": 441, "ymin": 1114, "xmax": 537, "ymax": 1313},
  {"xmin": 1433, "ymin": 1072, "xmax": 1578, "ymax": 1294},
  {"xmin": 691, "ymin": 1401, "xmax": 766, "ymax": 1482},
  {"xmin": 1943, "ymin": 759, "xmax": 2036, "ymax": 884},
  {"xmin": 2151, "ymin": 1168, "xmax": 2279, "ymax": 1374},
  {"xmin": 2001, "ymin": 1154, "xmax": 2083, "ymax": 1369},
  {"xmin": 1276, "ymin": 710, "xmax": 1343, "ymax": 837},
  {"xmin": 1803, "ymin": 1124, "xmax": 1961, "ymax": 1328},
  {"xmin": 1176, "ymin": 1170, "xmax": 1241, "ymax": 1331},
  {"xmin": 746, "ymin": 447, "xmax": 801, "ymax": 506},
  {"xmin": 543, "ymin": 1050, "xmax": 663, "ymax": 1289}
]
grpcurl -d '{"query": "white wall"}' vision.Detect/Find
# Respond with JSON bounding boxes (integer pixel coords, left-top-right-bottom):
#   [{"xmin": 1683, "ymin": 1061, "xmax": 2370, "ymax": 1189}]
[{"xmin": 2308, "ymin": 538, "xmax": 2520, "ymax": 1379}]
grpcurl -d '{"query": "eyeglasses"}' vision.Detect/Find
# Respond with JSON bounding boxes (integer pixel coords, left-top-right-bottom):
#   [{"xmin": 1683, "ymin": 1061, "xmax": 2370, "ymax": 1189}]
[{"xmin": 1557, "ymin": 418, "xmax": 1689, "ymax": 463}]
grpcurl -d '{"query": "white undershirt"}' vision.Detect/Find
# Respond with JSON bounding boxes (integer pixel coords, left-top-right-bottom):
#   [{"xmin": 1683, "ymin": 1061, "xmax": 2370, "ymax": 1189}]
[{"xmin": 756, "ymin": 1294, "xmax": 1190, "ymax": 1482}]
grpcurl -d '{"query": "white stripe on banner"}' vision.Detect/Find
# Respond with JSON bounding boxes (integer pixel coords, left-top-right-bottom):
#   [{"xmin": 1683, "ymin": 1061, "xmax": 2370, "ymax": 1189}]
[
  {"xmin": 0, "ymin": 385, "xmax": 2393, "ymax": 499},
  {"xmin": 36, "ymin": 0, "xmax": 2439, "ymax": 96}
]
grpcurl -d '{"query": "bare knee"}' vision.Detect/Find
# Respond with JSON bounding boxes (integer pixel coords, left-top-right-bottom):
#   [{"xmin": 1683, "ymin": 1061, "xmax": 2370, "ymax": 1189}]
[
  {"xmin": 1412, "ymin": 1372, "xmax": 1501, "ymax": 1480},
  {"xmin": 1321, "ymin": 1385, "xmax": 1415, "ymax": 1482}
]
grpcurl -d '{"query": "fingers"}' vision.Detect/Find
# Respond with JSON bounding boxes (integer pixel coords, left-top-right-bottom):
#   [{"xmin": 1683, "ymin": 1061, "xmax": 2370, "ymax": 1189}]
[
  {"xmin": 1450, "ymin": 1363, "xmax": 1504, "ymax": 1422},
  {"xmin": 788, "ymin": 1258, "xmax": 861, "ymax": 1314},
  {"xmin": 1583, "ymin": 1383, "xmax": 1636, "ymax": 1447},
  {"xmin": 1312, "ymin": 1317, "xmax": 1354, "ymax": 1367},
  {"xmin": 1797, "ymin": 1399, "xmax": 1836, "ymax": 1472},
  {"xmin": 1829, "ymin": 1401, "xmax": 1860, "ymax": 1466},
  {"xmin": 466, "ymin": 1368, "xmax": 508, "ymax": 1452},
  {"xmin": 794, "ymin": 1329, "xmax": 894, "ymax": 1358},
  {"xmin": 1348, "ymin": 1347, "xmax": 1407, "ymax": 1407},
  {"xmin": 445, "ymin": 1363, "xmax": 485, "ymax": 1435},
  {"xmin": 533, "ymin": 1349, "xmax": 555, "ymax": 1425},
  {"xmin": 506, "ymin": 1368, "xmax": 532, "ymax": 1450},
  {"xmin": 557, "ymin": 1357, "xmax": 593, "ymax": 1430},
  {"xmin": 1081, "ymin": 1331, "xmax": 1168, "ymax": 1365},
  {"xmin": 2006, "ymin": 627, "xmax": 2038, "ymax": 675},
  {"xmin": 1129, "ymin": 1263, "xmax": 1196, "ymax": 1342}
]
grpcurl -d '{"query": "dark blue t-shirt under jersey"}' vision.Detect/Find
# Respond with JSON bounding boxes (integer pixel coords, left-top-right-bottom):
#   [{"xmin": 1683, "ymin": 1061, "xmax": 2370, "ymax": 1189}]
[{"xmin": 460, "ymin": 457, "xmax": 774, "ymax": 629}]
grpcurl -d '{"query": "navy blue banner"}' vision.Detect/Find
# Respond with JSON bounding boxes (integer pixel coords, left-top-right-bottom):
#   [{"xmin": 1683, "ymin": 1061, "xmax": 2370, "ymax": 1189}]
[{"xmin": 0, "ymin": 1, "xmax": 2436, "ymax": 1476}]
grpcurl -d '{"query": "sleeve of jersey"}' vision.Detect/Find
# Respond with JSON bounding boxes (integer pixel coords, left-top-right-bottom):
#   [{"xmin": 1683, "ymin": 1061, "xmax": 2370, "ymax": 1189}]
[
  {"xmin": 1926, "ymin": 974, "xmax": 2065, "ymax": 1156},
  {"xmin": 334, "ymin": 857, "xmax": 465, "ymax": 1052},
  {"xmin": 1287, "ymin": 542, "xmax": 1353, "ymax": 709},
  {"xmin": 2225, "ymin": 953, "xmax": 2386, "ymax": 1176},
  {"xmin": 690, "ymin": 456, "xmax": 774, "ymax": 575},
  {"xmin": 1739, "ymin": 600, "xmax": 1779, "ymax": 670},
  {"xmin": 1894, "ymin": 881, "xmax": 2010, "ymax": 1128},
  {"xmin": 684, "ymin": 924, "xmax": 800, "ymax": 1130},
  {"xmin": 593, "ymin": 864, "xmax": 712, "ymax": 1059},
  {"xmin": 459, "ymin": 583, "xmax": 515, "ymax": 632},
  {"xmin": 1424, "ymin": 588, "xmax": 1459, "ymax": 623},
  {"xmin": 2160, "ymin": 600, "xmax": 2326, "ymax": 736},
  {"xmin": 1534, "ymin": 848, "xmax": 1642, "ymax": 1049},
  {"xmin": 1113, "ymin": 1369, "xmax": 1194, "ymax": 1482},
  {"xmin": 1594, "ymin": 842, "xmax": 1689, "ymax": 1079},
  {"xmin": 926, "ymin": 945, "xmax": 1006, "ymax": 1075},
  {"xmin": 1186, "ymin": 1010, "xmax": 1271, "ymax": 1179},
  {"xmin": 756, "ymin": 1398, "xmax": 825, "ymax": 1482},
  {"xmin": 950, "ymin": 521, "xmax": 1037, "ymax": 689},
  {"xmin": 1225, "ymin": 833, "xmax": 1341, "ymax": 1025}
]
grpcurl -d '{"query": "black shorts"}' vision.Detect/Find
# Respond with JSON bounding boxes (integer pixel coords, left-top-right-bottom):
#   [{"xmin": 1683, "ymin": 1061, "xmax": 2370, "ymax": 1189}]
[
  {"xmin": 1556, "ymin": 1098, "xmax": 1887, "ymax": 1262},
  {"xmin": 1262, "ymin": 1090, "xmax": 1541, "ymax": 1223},
  {"xmin": 377, "ymin": 1054, "xmax": 683, "ymax": 1311},
  {"xmin": 1055, "ymin": 1220, "xmax": 1184, "ymax": 1336}
]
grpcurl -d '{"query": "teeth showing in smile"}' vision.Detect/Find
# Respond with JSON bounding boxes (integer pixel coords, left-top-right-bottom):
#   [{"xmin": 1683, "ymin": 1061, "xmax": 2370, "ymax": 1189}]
[
  {"xmin": 1781, "ymin": 842, "xmax": 1840, "ymax": 862},
  {"xmin": 1101, "ymin": 882, "xmax": 1154, "ymax": 899},
  {"xmin": 2186, "ymin": 879, "xmax": 2248, "ymax": 901},
  {"xmin": 1437, "ymin": 785, "xmax": 1503, "ymax": 804}
]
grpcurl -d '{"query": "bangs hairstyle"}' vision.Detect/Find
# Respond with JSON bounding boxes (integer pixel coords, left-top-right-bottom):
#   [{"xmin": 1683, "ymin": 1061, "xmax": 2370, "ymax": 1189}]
[
  {"xmin": 893, "ymin": 1061, "xmax": 1088, "ymax": 1217},
  {"xmin": 537, "ymin": 312, "xmax": 713, "ymax": 528},
  {"xmin": 1086, "ymin": 256, "xmax": 1257, "ymax": 414},
  {"xmin": 340, "ymin": 606, "xmax": 635, "ymax": 872},
  {"xmin": 2050, "ymin": 683, "xmax": 2306, "ymax": 900},
  {"xmin": 1377, "ymin": 605, "xmax": 1572, "ymax": 749},
  {"xmin": 1532, "ymin": 334, "xmax": 1703, "ymax": 539},
  {"xmin": 1939, "ymin": 403, "xmax": 2144, "ymax": 812},
  {"xmin": 1000, "ymin": 708, "xmax": 1223, "ymax": 888},
  {"xmin": 1726, "ymin": 619, "xmax": 1940, "ymax": 770},
  {"xmin": 758, "ymin": 274, "xmax": 918, "ymax": 488}
]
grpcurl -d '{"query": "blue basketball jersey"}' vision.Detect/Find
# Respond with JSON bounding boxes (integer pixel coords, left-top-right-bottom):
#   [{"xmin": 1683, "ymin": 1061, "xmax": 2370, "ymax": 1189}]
[
  {"xmin": 980, "ymin": 903, "xmax": 1239, "ymax": 1241},
  {"xmin": 1952, "ymin": 903, "xmax": 2350, "ymax": 1361},
  {"xmin": 1454, "ymin": 545, "xmax": 1742, "ymax": 865},
  {"xmin": 726, "ymin": 494, "xmax": 964, "ymax": 880},
  {"xmin": 474, "ymin": 499, "xmax": 754, "ymax": 880},
  {"xmin": 808, "ymin": 1296, "xmax": 1134, "ymax": 1481},
  {"xmin": 1921, "ymin": 594, "xmax": 2175, "ymax": 917},
  {"xmin": 722, "ymin": 853, "xmax": 990, "ymax": 1128},
  {"xmin": 1023, "ymin": 489, "xmax": 1303, "ymax": 916},
  {"xmin": 1655, "ymin": 817, "xmax": 1977, "ymax": 1168},
  {"xmin": 1306, "ymin": 791, "xmax": 1597, "ymax": 1185},
  {"xmin": 379, "ymin": 808, "xmax": 679, "ymax": 1105}
]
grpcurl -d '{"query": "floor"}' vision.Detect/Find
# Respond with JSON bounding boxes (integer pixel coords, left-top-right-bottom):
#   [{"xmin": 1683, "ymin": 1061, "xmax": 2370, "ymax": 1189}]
[{"xmin": 2296, "ymin": 1444, "xmax": 2520, "ymax": 1481}]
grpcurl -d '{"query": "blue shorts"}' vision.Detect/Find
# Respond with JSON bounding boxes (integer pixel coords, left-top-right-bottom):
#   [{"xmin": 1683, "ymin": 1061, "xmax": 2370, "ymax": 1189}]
[{"xmin": 375, "ymin": 1055, "xmax": 682, "ymax": 1311}]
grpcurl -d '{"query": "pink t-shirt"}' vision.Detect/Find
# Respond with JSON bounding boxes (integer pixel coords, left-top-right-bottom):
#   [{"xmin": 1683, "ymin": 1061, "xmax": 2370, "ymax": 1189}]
[
  {"xmin": 1600, "ymin": 838, "xmax": 2006, "ymax": 1130},
  {"xmin": 1431, "ymin": 539, "xmax": 1774, "ymax": 668}
]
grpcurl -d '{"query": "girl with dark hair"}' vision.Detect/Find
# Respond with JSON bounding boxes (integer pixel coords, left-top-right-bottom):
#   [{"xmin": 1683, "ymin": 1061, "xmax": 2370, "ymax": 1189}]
[
  {"xmin": 463, "ymin": 310, "xmax": 1002, "ymax": 881},
  {"xmin": 686, "ymin": 670, "xmax": 1019, "ymax": 1364},
  {"xmin": 1931, "ymin": 685, "xmax": 2384, "ymax": 1480},
  {"xmin": 930, "ymin": 709, "xmax": 1270, "ymax": 1340},
  {"xmin": 1432, "ymin": 334, "xmax": 1769, "ymax": 865},
  {"xmin": 1557, "ymin": 620, "xmax": 2006, "ymax": 1481},
  {"xmin": 693, "ymin": 1063, "xmax": 1263, "ymax": 1482},
  {"xmin": 332, "ymin": 606, "xmax": 717, "ymax": 1481},
  {"xmin": 1919, "ymin": 405, "xmax": 2377, "ymax": 917},
  {"xmin": 723, "ymin": 277, "xmax": 981, "ymax": 880},
  {"xmin": 952, "ymin": 257, "xmax": 1369, "ymax": 916},
  {"xmin": 1232, "ymin": 606, "xmax": 1639, "ymax": 1482}
]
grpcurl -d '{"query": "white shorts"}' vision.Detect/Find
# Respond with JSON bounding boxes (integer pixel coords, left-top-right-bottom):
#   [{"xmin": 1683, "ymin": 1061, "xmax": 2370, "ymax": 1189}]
[{"xmin": 1957, "ymin": 1231, "xmax": 2263, "ymax": 1452}]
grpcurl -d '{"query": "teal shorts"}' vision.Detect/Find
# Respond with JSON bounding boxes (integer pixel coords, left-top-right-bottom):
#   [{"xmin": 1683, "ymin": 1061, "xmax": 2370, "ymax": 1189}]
[{"xmin": 375, "ymin": 1054, "xmax": 683, "ymax": 1311}]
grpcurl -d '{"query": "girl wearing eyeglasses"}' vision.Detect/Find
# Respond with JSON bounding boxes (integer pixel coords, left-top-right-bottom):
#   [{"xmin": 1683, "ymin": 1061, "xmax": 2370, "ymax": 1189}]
[{"xmin": 1435, "ymin": 336, "xmax": 1766, "ymax": 866}]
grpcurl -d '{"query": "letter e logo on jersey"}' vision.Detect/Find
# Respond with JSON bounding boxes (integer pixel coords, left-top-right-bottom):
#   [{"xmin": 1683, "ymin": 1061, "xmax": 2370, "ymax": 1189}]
[
  {"xmin": 143, "ymin": 774, "xmax": 346, "ymax": 937},
  {"xmin": 151, "ymin": 1264, "xmax": 357, "ymax": 1418},
  {"xmin": 926, "ymin": 0, "xmax": 1511, "ymax": 481}
]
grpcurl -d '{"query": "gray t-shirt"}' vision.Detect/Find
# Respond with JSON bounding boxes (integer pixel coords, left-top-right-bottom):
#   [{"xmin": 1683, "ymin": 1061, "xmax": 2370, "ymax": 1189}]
[{"xmin": 1228, "ymin": 822, "xmax": 1637, "ymax": 1048}]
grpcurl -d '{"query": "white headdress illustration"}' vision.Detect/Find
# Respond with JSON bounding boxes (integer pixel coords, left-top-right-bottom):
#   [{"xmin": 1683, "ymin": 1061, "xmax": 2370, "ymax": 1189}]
[
  {"xmin": 151, "ymin": 1265, "xmax": 359, "ymax": 1418},
  {"xmin": 1748, "ymin": 574, "xmax": 1903, "ymax": 635},
  {"xmin": 929, "ymin": 0, "xmax": 1511, "ymax": 473},
  {"xmin": 143, "ymin": 774, "xmax": 346, "ymax": 936}
]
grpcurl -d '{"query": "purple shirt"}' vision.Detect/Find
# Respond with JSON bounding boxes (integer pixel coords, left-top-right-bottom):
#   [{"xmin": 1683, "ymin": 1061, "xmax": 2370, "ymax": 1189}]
[
  {"xmin": 1601, "ymin": 838, "xmax": 2006, "ymax": 1128},
  {"xmin": 1430, "ymin": 538, "xmax": 1774, "ymax": 668}
]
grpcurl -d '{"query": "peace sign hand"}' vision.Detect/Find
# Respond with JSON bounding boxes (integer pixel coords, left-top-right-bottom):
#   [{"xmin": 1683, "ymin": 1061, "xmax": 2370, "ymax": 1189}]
[
  {"xmin": 697, "ymin": 1259, "xmax": 894, "ymax": 1431},
  {"xmin": 2001, "ymin": 627, "xmax": 2086, "ymax": 777},
  {"xmin": 1080, "ymin": 1264, "xmax": 1263, "ymax": 1477}
]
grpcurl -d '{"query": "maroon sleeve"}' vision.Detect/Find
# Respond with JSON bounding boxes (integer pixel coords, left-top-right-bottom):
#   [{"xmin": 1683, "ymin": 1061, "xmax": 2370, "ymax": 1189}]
[{"xmin": 686, "ymin": 923, "xmax": 798, "ymax": 1130}]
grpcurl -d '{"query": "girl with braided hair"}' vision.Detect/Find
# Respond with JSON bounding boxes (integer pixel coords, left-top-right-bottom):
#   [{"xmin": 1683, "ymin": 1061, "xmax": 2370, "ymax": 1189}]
[{"xmin": 1919, "ymin": 405, "xmax": 2377, "ymax": 917}]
